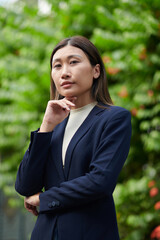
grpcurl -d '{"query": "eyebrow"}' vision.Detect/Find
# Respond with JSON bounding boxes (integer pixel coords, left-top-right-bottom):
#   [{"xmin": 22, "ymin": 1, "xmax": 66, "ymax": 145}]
[{"xmin": 52, "ymin": 54, "xmax": 83, "ymax": 64}]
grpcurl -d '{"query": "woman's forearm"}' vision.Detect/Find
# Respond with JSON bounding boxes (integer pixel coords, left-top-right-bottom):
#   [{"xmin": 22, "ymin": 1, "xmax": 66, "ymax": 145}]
[{"xmin": 15, "ymin": 130, "xmax": 53, "ymax": 196}]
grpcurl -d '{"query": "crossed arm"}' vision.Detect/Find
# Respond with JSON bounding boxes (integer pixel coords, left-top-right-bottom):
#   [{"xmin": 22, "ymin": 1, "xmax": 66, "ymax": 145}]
[{"xmin": 18, "ymin": 110, "xmax": 131, "ymax": 216}]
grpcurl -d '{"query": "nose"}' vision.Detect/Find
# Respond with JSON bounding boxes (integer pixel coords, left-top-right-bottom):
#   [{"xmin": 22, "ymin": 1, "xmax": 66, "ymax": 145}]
[{"xmin": 61, "ymin": 65, "xmax": 71, "ymax": 79}]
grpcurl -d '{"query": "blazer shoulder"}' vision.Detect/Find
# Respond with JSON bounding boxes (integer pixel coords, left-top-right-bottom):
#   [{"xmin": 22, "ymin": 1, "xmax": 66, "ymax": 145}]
[
  {"xmin": 100, "ymin": 104, "xmax": 131, "ymax": 119},
  {"xmin": 96, "ymin": 105, "xmax": 132, "ymax": 133}
]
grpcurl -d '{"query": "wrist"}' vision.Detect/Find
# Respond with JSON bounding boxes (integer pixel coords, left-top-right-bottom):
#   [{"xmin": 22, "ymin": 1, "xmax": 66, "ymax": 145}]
[{"xmin": 39, "ymin": 122, "xmax": 56, "ymax": 132}]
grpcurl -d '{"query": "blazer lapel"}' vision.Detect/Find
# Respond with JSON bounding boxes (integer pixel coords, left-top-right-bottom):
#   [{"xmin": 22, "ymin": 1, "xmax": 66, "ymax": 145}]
[
  {"xmin": 50, "ymin": 117, "xmax": 68, "ymax": 181},
  {"xmin": 64, "ymin": 105, "xmax": 105, "ymax": 179}
]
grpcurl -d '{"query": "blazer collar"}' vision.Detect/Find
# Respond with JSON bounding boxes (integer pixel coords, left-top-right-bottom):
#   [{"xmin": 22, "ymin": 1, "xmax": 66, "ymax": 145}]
[
  {"xmin": 50, "ymin": 117, "xmax": 68, "ymax": 181},
  {"xmin": 51, "ymin": 105, "xmax": 105, "ymax": 180}
]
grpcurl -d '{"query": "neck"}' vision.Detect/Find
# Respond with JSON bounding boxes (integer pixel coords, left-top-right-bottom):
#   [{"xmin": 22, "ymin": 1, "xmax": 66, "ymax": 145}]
[{"xmin": 71, "ymin": 95, "xmax": 95, "ymax": 109}]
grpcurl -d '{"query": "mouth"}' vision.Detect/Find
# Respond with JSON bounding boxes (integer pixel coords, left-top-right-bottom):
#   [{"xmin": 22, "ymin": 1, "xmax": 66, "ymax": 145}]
[{"xmin": 61, "ymin": 81, "xmax": 74, "ymax": 88}]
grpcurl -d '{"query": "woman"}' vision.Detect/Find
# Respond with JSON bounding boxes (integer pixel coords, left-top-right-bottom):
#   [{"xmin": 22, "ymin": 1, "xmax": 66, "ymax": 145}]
[{"xmin": 15, "ymin": 36, "xmax": 131, "ymax": 240}]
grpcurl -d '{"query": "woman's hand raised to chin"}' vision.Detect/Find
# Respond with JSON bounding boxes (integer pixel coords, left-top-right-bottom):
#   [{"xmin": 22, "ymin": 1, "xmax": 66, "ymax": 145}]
[{"xmin": 39, "ymin": 97, "xmax": 76, "ymax": 132}]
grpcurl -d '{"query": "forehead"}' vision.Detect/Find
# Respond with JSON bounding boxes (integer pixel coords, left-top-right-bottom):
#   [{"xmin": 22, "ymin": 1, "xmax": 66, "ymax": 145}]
[{"xmin": 52, "ymin": 45, "xmax": 87, "ymax": 61}]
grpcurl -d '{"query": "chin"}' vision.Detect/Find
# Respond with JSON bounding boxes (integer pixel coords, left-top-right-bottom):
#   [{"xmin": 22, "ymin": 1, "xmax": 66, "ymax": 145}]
[
  {"xmin": 64, "ymin": 94, "xmax": 75, "ymax": 98},
  {"xmin": 60, "ymin": 91, "xmax": 76, "ymax": 98}
]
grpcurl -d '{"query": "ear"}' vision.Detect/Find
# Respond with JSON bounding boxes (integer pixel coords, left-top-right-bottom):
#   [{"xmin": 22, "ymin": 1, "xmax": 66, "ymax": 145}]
[{"xmin": 93, "ymin": 64, "xmax": 100, "ymax": 79}]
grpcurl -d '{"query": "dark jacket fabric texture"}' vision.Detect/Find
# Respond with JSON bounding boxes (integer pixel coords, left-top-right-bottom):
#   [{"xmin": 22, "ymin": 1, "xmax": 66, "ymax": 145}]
[{"xmin": 15, "ymin": 104, "xmax": 132, "ymax": 240}]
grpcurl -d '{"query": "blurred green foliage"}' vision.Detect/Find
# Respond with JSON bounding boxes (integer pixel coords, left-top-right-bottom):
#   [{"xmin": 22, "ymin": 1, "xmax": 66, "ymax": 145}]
[{"xmin": 0, "ymin": 0, "xmax": 160, "ymax": 239}]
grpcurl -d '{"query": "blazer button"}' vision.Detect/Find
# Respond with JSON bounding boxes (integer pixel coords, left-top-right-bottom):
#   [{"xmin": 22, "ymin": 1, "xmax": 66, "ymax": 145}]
[
  {"xmin": 52, "ymin": 200, "xmax": 60, "ymax": 207},
  {"xmin": 52, "ymin": 201, "xmax": 56, "ymax": 207},
  {"xmin": 56, "ymin": 201, "xmax": 60, "ymax": 206},
  {"xmin": 48, "ymin": 200, "xmax": 60, "ymax": 208},
  {"xmin": 48, "ymin": 202, "xmax": 52, "ymax": 208}
]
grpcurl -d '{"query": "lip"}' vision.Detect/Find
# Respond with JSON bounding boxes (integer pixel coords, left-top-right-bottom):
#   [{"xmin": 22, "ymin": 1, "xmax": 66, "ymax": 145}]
[{"xmin": 61, "ymin": 81, "xmax": 74, "ymax": 88}]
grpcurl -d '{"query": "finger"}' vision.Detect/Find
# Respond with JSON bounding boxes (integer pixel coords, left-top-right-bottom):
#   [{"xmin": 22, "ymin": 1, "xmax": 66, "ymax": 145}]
[
  {"xmin": 25, "ymin": 203, "xmax": 38, "ymax": 216},
  {"xmin": 49, "ymin": 100, "xmax": 71, "ymax": 111},
  {"xmin": 61, "ymin": 103, "xmax": 71, "ymax": 111},
  {"xmin": 65, "ymin": 96, "xmax": 77, "ymax": 103},
  {"xmin": 32, "ymin": 208, "xmax": 39, "ymax": 216},
  {"xmin": 24, "ymin": 200, "xmax": 33, "ymax": 210},
  {"xmin": 27, "ymin": 208, "xmax": 38, "ymax": 216},
  {"xmin": 24, "ymin": 198, "xmax": 28, "ymax": 209},
  {"xmin": 24, "ymin": 202, "xmax": 33, "ymax": 211},
  {"xmin": 29, "ymin": 206, "xmax": 39, "ymax": 216},
  {"xmin": 63, "ymin": 98, "xmax": 76, "ymax": 106}
]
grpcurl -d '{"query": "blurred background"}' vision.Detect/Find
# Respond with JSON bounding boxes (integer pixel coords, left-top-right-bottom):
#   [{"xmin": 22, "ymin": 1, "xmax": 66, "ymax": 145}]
[{"xmin": 0, "ymin": 0, "xmax": 160, "ymax": 239}]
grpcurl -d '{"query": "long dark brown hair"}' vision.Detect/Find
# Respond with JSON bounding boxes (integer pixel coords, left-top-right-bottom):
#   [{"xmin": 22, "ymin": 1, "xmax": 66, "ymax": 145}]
[{"xmin": 50, "ymin": 36, "xmax": 113, "ymax": 105}]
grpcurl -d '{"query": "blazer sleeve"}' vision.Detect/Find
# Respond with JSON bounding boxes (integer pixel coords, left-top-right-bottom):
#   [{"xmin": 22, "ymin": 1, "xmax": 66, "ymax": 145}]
[
  {"xmin": 39, "ymin": 109, "xmax": 132, "ymax": 213},
  {"xmin": 15, "ymin": 130, "xmax": 53, "ymax": 196}
]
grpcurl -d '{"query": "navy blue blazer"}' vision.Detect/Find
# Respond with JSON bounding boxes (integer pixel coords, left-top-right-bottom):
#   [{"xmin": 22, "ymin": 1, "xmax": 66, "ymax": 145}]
[{"xmin": 15, "ymin": 104, "xmax": 132, "ymax": 240}]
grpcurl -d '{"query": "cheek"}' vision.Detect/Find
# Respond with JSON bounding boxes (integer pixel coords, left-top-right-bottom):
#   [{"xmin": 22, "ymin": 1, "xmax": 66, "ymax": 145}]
[
  {"xmin": 82, "ymin": 68, "xmax": 94, "ymax": 85},
  {"xmin": 51, "ymin": 70, "xmax": 55, "ymax": 80},
  {"xmin": 82, "ymin": 65, "xmax": 94, "ymax": 78},
  {"xmin": 51, "ymin": 71, "xmax": 60, "ymax": 85}
]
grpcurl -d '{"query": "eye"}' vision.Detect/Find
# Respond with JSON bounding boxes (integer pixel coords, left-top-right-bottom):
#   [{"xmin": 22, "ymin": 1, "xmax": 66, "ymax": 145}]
[
  {"xmin": 53, "ymin": 64, "xmax": 61, "ymax": 69},
  {"xmin": 70, "ymin": 60, "xmax": 79, "ymax": 65}
]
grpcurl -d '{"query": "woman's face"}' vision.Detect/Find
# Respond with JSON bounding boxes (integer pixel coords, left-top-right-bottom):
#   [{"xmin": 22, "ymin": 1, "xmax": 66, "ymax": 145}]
[{"xmin": 51, "ymin": 45, "xmax": 100, "ymax": 101}]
